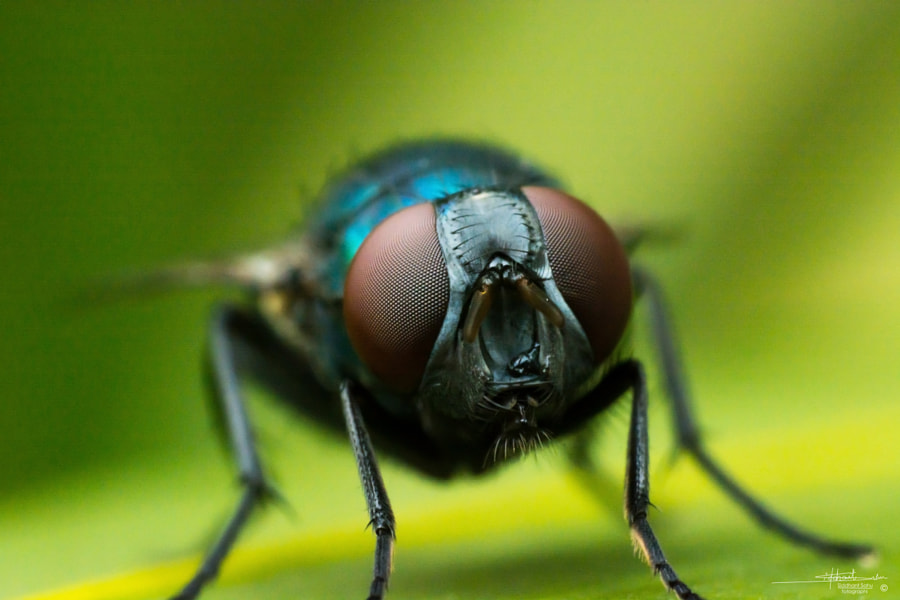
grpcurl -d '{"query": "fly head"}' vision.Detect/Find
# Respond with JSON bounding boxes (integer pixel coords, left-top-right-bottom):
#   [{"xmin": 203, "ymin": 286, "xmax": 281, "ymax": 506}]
[{"xmin": 343, "ymin": 186, "xmax": 633, "ymax": 469}]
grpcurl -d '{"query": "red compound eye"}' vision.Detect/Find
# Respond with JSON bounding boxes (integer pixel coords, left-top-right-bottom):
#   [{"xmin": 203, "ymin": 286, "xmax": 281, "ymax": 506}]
[
  {"xmin": 343, "ymin": 203, "xmax": 450, "ymax": 394},
  {"xmin": 524, "ymin": 186, "xmax": 632, "ymax": 365}
]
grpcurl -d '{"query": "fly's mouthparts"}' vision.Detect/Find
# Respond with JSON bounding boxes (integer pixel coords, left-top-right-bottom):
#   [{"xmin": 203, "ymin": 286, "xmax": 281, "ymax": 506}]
[{"xmin": 485, "ymin": 423, "xmax": 552, "ymax": 467}]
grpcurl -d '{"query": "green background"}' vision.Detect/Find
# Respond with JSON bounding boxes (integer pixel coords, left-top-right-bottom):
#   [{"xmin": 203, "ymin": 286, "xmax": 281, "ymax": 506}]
[{"xmin": 1, "ymin": 2, "xmax": 897, "ymax": 599}]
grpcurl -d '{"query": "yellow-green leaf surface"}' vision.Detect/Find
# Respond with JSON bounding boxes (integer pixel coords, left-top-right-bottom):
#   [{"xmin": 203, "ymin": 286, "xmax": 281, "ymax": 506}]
[{"xmin": 1, "ymin": 3, "xmax": 897, "ymax": 600}]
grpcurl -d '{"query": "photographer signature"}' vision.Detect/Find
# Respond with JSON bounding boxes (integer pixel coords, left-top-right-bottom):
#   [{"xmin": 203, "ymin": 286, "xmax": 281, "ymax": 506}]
[{"xmin": 773, "ymin": 567, "xmax": 887, "ymax": 593}]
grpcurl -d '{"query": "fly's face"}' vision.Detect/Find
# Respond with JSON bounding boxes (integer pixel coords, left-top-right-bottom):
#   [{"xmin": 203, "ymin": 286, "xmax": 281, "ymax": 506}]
[{"xmin": 344, "ymin": 186, "xmax": 632, "ymax": 465}]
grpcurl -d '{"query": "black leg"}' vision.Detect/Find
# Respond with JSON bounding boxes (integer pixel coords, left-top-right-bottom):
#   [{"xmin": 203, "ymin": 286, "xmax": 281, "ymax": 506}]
[
  {"xmin": 340, "ymin": 381, "xmax": 396, "ymax": 600},
  {"xmin": 170, "ymin": 305, "xmax": 275, "ymax": 600},
  {"xmin": 557, "ymin": 361, "xmax": 703, "ymax": 598},
  {"xmin": 620, "ymin": 360, "xmax": 703, "ymax": 600},
  {"xmin": 633, "ymin": 266, "xmax": 874, "ymax": 559}
]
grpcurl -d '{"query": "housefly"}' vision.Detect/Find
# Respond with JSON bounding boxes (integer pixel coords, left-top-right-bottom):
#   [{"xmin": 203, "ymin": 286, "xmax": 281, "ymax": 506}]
[{"xmin": 146, "ymin": 140, "xmax": 872, "ymax": 599}]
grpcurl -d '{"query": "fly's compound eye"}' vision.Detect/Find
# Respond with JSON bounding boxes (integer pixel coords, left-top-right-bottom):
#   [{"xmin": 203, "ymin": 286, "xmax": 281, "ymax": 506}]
[
  {"xmin": 344, "ymin": 203, "xmax": 450, "ymax": 394},
  {"xmin": 524, "ymin": 186, "xmax": 633, "ymax": 365}
]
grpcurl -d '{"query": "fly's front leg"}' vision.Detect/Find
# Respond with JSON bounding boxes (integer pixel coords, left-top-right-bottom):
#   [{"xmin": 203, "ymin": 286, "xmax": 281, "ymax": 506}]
[
  {"xmin": 340, "ymin": 381, "xmax": 396, "ymax": 600},
  {"xmin": 620, "ymin": 360, "xmax": 703, "ymax": 600},
  {"xmin": 556, "ymin": 361, "xmax": 703, "ymax": 598},
  {"xmin": 170, "ymin": 305, "xmax": 275, "ymax": 600},
  {"xmin": 633, "ymin": 266, "xmax": 874, "ymax": 559}
]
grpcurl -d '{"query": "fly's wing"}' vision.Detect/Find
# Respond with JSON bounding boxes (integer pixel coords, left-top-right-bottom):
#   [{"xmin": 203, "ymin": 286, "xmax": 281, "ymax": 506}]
[{"xmin": 78, "ymin": 239, "xmax": 312, "ymax": 303}]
